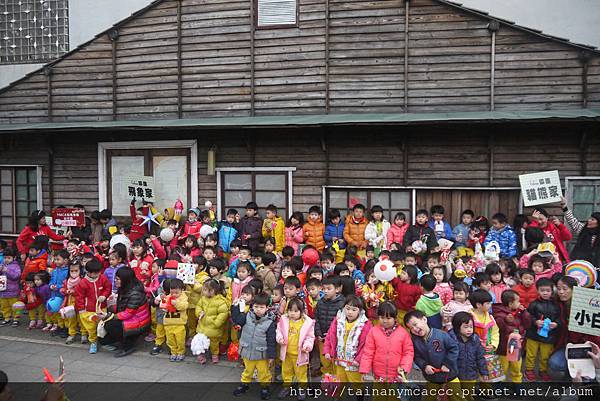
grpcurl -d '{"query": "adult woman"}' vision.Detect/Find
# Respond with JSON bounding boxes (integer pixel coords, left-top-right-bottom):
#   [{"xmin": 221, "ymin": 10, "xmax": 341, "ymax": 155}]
[
  {"xmin": 529, "ymin": 207, "xmax": 572, "ymax": 263},
  {"xmin": 549, "ymin": 275, "xmax": 600, "ymax": 377},
  {"xmin": 99, "ymin": 267, "xmax": 150, "ymax": 358},
  {"xmin": 16, "ymin": 210, "xmax": 69, "ymax": 261},
  {"xmin": 561, "ymin": 197, "xmax": 600, "ymax": 271}
]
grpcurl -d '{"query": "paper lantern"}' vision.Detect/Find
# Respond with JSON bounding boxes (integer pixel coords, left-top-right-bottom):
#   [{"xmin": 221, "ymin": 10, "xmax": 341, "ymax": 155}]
[
  {"xmin": 160, "ymin": 228, "xmax": 174, "ymax": 242},
  {"xmin": 565, "ymin": 260, "xmax": 597, "ymax": 288},
  {"xmin": 46, "ymin": 296, "xmax": 64, "ymax": 313},
  {"xmin": 301, "ymin": 248, "xmax": 320, "ymax": 267},
  {"xmin": 110, "ymin": 234, "xmax": 131, "ymax": 253},
  {"xmin": 200, "ymin": 225, "xmax": 215, "ymax": 239},
  {"xmin": 374, "ymin": 257, "xmax": 396, "ymax": 282}
]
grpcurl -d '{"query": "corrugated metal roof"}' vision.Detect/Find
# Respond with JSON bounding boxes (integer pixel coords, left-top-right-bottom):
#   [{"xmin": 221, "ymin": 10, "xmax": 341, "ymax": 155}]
[{"xmin": 0, "ymin": 109, "xmax": 598, "ymax": 133}]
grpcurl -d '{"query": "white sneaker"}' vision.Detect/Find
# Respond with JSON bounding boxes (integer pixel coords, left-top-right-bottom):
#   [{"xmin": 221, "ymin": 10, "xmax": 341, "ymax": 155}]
[{"xmin": 81, "ymin": 335, "xmax": 88, "ymax": 344}]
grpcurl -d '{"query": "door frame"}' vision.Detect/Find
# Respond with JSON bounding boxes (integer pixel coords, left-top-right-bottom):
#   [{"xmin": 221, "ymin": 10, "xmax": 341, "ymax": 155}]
[{"xmin": 98, "ymin": 140, "xmax": 198, "ymax": 211}]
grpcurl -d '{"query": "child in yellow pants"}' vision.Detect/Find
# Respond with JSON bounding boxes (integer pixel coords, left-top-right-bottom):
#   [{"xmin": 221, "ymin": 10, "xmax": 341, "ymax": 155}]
[
  {"xmin": 61, "ymin": 263, "xmax": 82, "ymax": 344},
  {"xmin": 0, "ymin": 250, "xmax": 23, "ymax": 326},
  {"xmin": 162, "ymin": 279, "xmax": 188, "ymax": 361},
  {"xmin": 0, "ymin": 297, "xmax": 19, "ymax": 325},
  {"xmin": 195, "ymin": 279, "xmax": 230, "ymax": 364}
]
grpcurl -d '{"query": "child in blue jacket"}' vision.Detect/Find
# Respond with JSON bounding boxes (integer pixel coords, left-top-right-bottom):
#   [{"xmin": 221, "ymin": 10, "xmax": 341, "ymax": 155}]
[
  {"xmin": 484, "ymin": 213, "xmax": 517, "ymax": 258},
  {"xmin": 48, "ymin": 249, "xmax": 70, "ymax": 337},
  {"xmin": 218, "ymin": 208, "xmax": 239, "ymax": 258},
  {"xmin": 428, "ymin": 205, "xmax": 453, "ymax": 241},
  {"xmin": 324, "ymin": 208, "xmax": 346, "ymax": 250}
]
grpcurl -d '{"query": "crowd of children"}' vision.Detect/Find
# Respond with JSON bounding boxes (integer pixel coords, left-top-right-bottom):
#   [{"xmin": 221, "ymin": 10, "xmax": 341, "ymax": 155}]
[{"xmin": 1, "ymin": 200, "xmax": 599, "ymax": 400}]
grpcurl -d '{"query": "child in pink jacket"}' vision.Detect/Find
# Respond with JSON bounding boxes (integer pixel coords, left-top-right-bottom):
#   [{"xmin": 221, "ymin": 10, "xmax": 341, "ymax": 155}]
[
  {"xmin": 323, "ymin": 295, "xmax": 372, "ymax": 383},
  {"xmin": 519, "ymin": 249, "xmax": 563, "ymax": 283},
  {"xmin": 276, "ymin": 297, "xmax": 315, "ymax": 398},
  {"xmin": 386, "ymin": 212, "xmax": 409, "ymax": 250},
  {"xmin": 359, "ymin": 301, "xmax": 414, "ymax": 382}
]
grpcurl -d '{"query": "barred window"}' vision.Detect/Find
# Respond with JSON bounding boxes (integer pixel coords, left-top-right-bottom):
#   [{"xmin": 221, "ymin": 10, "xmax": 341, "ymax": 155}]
[{"xmin": 0, "ymin": 0, "xmax": 69, "ymax": 64}]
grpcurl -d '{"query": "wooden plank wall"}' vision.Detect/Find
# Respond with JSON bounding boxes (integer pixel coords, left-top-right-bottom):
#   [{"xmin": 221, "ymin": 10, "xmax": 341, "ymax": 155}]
[{"xmin": 1, "ymin": 0, "xmax": 599, "ymax": 124}]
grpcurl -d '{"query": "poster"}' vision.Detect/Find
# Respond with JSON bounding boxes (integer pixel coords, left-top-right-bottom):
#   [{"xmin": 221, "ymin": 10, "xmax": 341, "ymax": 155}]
[
  {"xmin": 51, "ymin": 208, "xmax": 85, "ymax": 227},
  {"xmin": 176, "ymin": 263, "xmax": 196, "ymax": 285},
  {"xmin": 123, "ymin": 176, "xmax": 155, "ymax": 202},
  {"xmin": 568, "ymin": 286, "xmax": 600, "ymax": 336},
  {"xmin": 518, "ymin": 170, "xmax": 562, "ymax": 207}
]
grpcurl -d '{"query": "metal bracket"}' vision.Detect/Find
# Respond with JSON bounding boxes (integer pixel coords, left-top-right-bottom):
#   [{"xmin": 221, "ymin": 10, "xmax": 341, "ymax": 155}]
[
  {"xmin": 487, "ymin": 20, "xmax": 500, "ymax": 32},
  {"xmin": 108, "ymin": 29, "xmax": 119, "ymax": 41}
]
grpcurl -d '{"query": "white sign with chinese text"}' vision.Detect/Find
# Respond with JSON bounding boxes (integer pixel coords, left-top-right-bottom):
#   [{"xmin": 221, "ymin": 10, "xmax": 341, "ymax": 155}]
[
  {"xmin": 123, "ymin": 176, "xmax": 156, "ymax": 202},
  {"xmin": 568, "ymin": 286, "xmax": 600, "ymax": 336},
  {"xmin": 519, "ymin": 170, "xmax": 562, "ymax": 207}
]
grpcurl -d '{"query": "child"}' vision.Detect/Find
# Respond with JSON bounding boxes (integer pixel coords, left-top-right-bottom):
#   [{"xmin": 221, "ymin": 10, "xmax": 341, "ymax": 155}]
[
  {"xmin": 231, "ymin": 262, "xmax": 254, "ymax": 303},
  {"xmin": 228, "ymin": 246, "xmax": 255, "ymax": 279},
  {"xmin": 449, "ymin": 312, "xmax": 488, "ymax": 401},
  {"xmin": 303, "ymin": 206, "xmax": 326, "ymax": 252},
  {"xmin": 0, "ymin": 248, "xmax": 21, "ymax": 326},
  {"xmin": 493, "ymin": 289, "xmax": 531, "ymax": 383},
  {"xmin": 314, "ymin": 275, "xmax": 345, "ymax": 375},
  {"xmin": 74, "ymin": 259, "xmax": 111, "ymax": 353},
  {"xmin": 35, "ymin": 272, "xmax": 51, "ymax": 330},
  {"xmin": 262, "ymin": 204, "xmax": 285, "ymax": 253},
  {"xmin": 129, "ymin": 199, "xmax": 149, "ymax": 241},
  {"xmin": 485, "ymin": 263, "xmax": 508, "ymax": 303},
  {"xmin": 323, "ymin": 295, "xmax": 372, "ymax": 383},
  {"xmin": 391, "ymin": 265, "xmax": 422, "ymax": 324},
  {"xmin": 196, "ymin": 279, "xmax": 229, "ymax": 364},
  {"xmin": 48, "ymin": 249, "xmax": 70, "ymax": 336},
  {"xmin": 524, "ymin": 278, "xmax": 560, "ymax": 381},
  {"xmin": 320, "ymin": 252, "xmax": 335, "ymax": 277},
  {"xmin": 270, "ymin": 284, "xmax": 284, "ymax": 317},
  {"xmin": 484, "ymin": 213, "xmax": 517, "ymax": 258},
  {"xmin": 404, "ymin": 310, "xmax": 461, "ymax": 401},
  {"xmin": 403, "ymin": 209, "xmax": 438, "ymax": 259},
  {"xmin": 232, "ymin": 293, "xmax": 277, "ymax": 400},
  {"xmin": 359, "ymin": 301, "xmax": 414, "ymax": 382},
  {"xmin": 386, "ymin": 212, "xmax": 409, "ymax": 251},
  {"xmin": 21, "ymin": 272, "xmax": 45, "ymax": 329},
  {"xmin": 431, "ymin": 265, "xmax": 452, "ymax": 305},
  {"xmin": 284, "ymin": 212, "xmax": 304, "ymax": 256},
  {"xmin": 519, "ymin": 247, "xmax": 563, "ymax": 282},
  {"xmin": 307, "ymin": 265, "xmax": 323, "ymax": 281},
  {"xmin": 174, "ymin": 208, "xmax": 202, "ymax": 246},
  {"xmin": 512, "ymin": 270, "xmax": 537, "ymax": 308},
  {"xmin": 106, "ymin": 250, "xmax": 126, "ymax": 294},
  {"xmin": 469, "ymin": 290, "xmax": 499, "ymax": 353},
  {"xmin": 498, "ymin": 258, "xmax": 518, "ymax": 287},
  {"xmin": 441, "ymin": 281, "xmax": 472, "ymax": 331},
  {"xmin": 343, "ymin": 204, "xmax": 369, "ymax": 258},
  {"xmin": 238, "ymin": 201, "xmax": 262, "ymax": 251},
  {"xmin": 324, "ymin": 208, "xmax": 345, "ymax": 263},
  {"xmin": 428, "ymin": 205, "xmax": 453, "ymax": 241},
  {"xmin": 181, "ymin": 235, "xmax": 202, "ymax": 262},
  {"xmin": 160, "ymin": 278, "xmax": 188, "ymax": 362},
  {"xmin": 365, "ymin": 205, "xmax": 391, "ymax": 254},
  {"xmin": 304, "ymin": 278, "xmax": 321, "ymax": 319},
  {"xmin": 218, "ymin": 208, "xmax": 239, "ymax": 259},
  {"xmin": 228, "ymin": 239, "xmax": 242, "ymax": 267},
  {"xmin": 276, "ymin": 297, "xmax": 315, "ymax": 399},
  {"xmin": 264, "ymin": 237, "xmax": 283, "ymax": 279},
  {"xmin": 472, "ymin": 272, "xmax": 496, "ymax": 305},
  {"xmin": 130, "ymin": 239, "xmax": 154, "ymax": 286},
  {"xmin": 208, "ymin": 258, "xmax": 231, "ymax": 297},
  {"xmin": 280, "ymin": 276, "xmax": 303, "ymax": 314},
  {"xmin": 360, "ymin": 268, "xmax": 387, "ymax": 321},
  {"xmin": 61, "ymin": 262, "xmax": 82, "ymax": 344},
  {"xmin": 415, "ymin": 274, "xmax": 443, "ymax": 329},
  {"xmin": 149, "ymin": 278, "xmax": 170, "ymax": 356},
  {"xmin": 452, "ymin": 209, "xmax": 474, "ymax": 249},
  {"xmin": 21, "ymin": 237, "xmax": 49, "ymax": 281},
  {"xmin": 255, "ymin": 252, "xmax": 277, "ymax": 294},
  {"xmin": 344, "ymin": 255, "xmax": 365, "ymax": 285},
  {"xmin": 186, "ymin": 258, "xmax": 209, "ymax": 341},
  {"xmin": 203, "ymin": 245, "xmax": 216, "ymax": 262},
  {"xmin": 365, "ymin": 245, "xmax": 375, "ymax": 262}
]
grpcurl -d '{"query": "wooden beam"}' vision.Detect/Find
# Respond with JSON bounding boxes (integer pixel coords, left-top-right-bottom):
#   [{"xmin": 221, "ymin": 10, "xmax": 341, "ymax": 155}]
[
  {"xmin": 250, "ymin": 1, "xmax": 256, "ymax": 117},
  {"xmin": 46, "ymin": 136, "xmax": 55, "ymax": 209},
  {"xmin": 488, "ymin": 21, "xmax": 499, "ymax": 111},
  {"xmin": 108, "ymin": 29, "xmax": 119, "ymax": 120},
  {"xmin": 44, "ymin": 67, "xmax": 53, "ymax": 122},
  {"xmin": 580, "ymin": 130, "xmax": 588, "ymax": 176},
  {"xmin": 488, "ymin": 133, "xmax": 495, "ymax": 186},
  {"xmin": 176, "ymin": 0, "xmax": 183, "ymax": 118},
  {"xmin": 404, "ymin": 0, "xmax": 410, "ymax": 112},
  {"xmin": 579, "ymin": 51, "xmax": 592, "ymax": 109},
  {"xmin": 325, "ymin": 0, "xmax": 330, "ymax": 114}
]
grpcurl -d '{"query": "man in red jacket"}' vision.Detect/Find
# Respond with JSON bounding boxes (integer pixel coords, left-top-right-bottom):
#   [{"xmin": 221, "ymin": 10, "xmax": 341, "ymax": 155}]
[{"xmin": 529, "ymin": 208, "xmax": 572, "ymax": 263}]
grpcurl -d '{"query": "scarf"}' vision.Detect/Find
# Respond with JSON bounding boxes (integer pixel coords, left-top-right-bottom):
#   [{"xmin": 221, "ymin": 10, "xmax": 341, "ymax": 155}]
[
  {"xmin": 352, "ymin": 216, "xmax": 365, "ymax": 225},
  {"xmin": 382, "ymin": 323, "xmax": 398, "ymax": 337},
  {"xmin": 67, "ymin": 276, "xmax": 81, "ymax": 292},
  {"xmin": 335, "ymin": 310, "xmax": 368, "ymax": 371}
]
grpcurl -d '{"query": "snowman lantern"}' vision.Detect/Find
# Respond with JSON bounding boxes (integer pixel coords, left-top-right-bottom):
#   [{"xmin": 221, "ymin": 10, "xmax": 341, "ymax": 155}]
[
  {"xmin": 484, "ymin": 241, "xmax": 501, "ymax": 261},
  {"xmin": 374, "ymin": 255, "xmax": 397, "ymax": 299}
]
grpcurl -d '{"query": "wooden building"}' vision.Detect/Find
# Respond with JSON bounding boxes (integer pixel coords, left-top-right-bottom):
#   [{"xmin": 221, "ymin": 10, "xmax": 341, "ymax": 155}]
[{"xmin": 0, "ymin": 0, "xmax": 599, "ymax": 237}]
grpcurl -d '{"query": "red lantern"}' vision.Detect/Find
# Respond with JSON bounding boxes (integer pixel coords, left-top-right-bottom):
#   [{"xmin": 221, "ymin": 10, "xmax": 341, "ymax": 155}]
[{"xmin": 302, "ymin": 248, "xmax": 319, "ymax": 267}]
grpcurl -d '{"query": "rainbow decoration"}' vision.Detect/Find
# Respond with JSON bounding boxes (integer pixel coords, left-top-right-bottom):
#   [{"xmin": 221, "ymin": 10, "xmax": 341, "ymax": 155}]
[{"xmin": 565, "ymin": 260, "xmax": 597, "ymax": 288}]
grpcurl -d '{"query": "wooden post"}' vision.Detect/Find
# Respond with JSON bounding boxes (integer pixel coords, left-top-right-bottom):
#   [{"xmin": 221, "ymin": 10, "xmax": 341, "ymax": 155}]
[
  {"xmin": 579, "ymin": 51, "xmax": 592, "ymax": 109},
  {"xmin": 402, "ymin": 136, "xmax": 409, "ymax": 186},
  {"xmin": 46, "ymin": 136, "xmax": 54, "ymax": 209},
  {"xmin": 250, "ymin": 1, "xmax": 256, "ymax": 117},
  {"xmin": 487, "ymin": 21, "xmax": 499, "ymax": 112},
  {"xmin": 44, "ymin": 67, "xmax": 53, "ymax": 122},
  {"xmin": 325, "ymin": 0, "xmax": 330, "ymax": 114},
  {"xmin": 108, "ymin": 29, "xmax": 119, "ymax": 120},
  {"xmin": 404, "ymin": 0, "xmax": 410, "ymax": 112},
  {"xmin": 488, "ymin": 133, "xmax": 495, "ymax": 187},
  {"xmin": 321, "ymin": 130, "xmax": 329, "ymax": 186},
  {"xmin": 176, "ymin": 0, "xmax": 183, "ymax": 118}
]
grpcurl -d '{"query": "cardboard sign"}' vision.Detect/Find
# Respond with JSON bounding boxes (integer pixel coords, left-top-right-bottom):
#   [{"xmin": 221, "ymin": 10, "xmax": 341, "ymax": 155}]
[
  {"xmin": 176, "ymin": 263, "xmax": 196, "ymax": 285},
  {"xmin": 568, "ymin": 286, "xmax": 600, "ymax": 336},
  {"xmin": 519, "ymin": 170, "xmax": 562, "ymax": 206},
  {"xmin": 51, "ymin": 208, "xmax": 85, "ymax": 227},
  {"xmin": 124, "ymin": 176, "xmax": 155, "ymax": 202}
]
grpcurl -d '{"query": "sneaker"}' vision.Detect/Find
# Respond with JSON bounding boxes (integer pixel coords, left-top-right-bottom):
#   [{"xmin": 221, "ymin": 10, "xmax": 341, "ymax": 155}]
[
  {"xmin": 277, "ymin": 388, "xmax": 289, "ymax": 399},
  {"xmin": 169, "ymin": 355, "xmax": 177, "ymax": 362},
  {"xmin": 42, "ymin": 323, "xmax": 53, "ymax": 332},
  {"xmin": 89, "ymin": 343, "xmax": 98, "ymax": 354},
  {"xmin": 212, "ymin": 355, "xmax": 219, "ymax": 364},
  {"xmin": 114, "ymin": 348, "xmax": 135, "ymax": 358},
  {"xmin": 11, "ymin": 320, "xmax": 19, "ymax": 327},
  {"xmin": 233, "ymin": 384, "xmax": 249, "ymax": 397},
  {"xmin": 144, "ymin": 333, "xmax": 156, "ymax": 343},
  {"xmin": 150, "ymin": 345, "xmax": 162, "ymax": 356},
  {"xmin": 176, "ymin": 355, "xmax": 185, "ymax": 362},
  {"xmin": 0, "ymin": 320, "xmax": 10, "ymax": 326},
  {"xmin": 28, "ymin": 320, "xmax": 36, "ymax": 330},
  {"xmin": 260, "ymin": 388, "xmax": 271, "ymax": 400},
  {"xmin": 539, "ymin": 372, "xmax": 552, "ymax": 381},
  {"xmin": 36, "ymin": 320, "xmax": 44, "ymax": 329},
  {"xmin": 81, "ymin": 335, "xmax": 89, "ymax": 344},
  {"xmin": 103, "ymin": 344, "xmax": 118, "ymax": 352},
  {"xmin": 65, "ymin": 336, "xmax": 76, "ymax": 345},
  {"xmin": 49, "ymin": 324, "xmax": 58, "ymax": 333},
  {"xmin": 197, "ymin": 354, "xmax": 207, "ymax": 364},
  {"xmin": 524, "ymin": 370, "xmax": 537, "ymax": 381}
]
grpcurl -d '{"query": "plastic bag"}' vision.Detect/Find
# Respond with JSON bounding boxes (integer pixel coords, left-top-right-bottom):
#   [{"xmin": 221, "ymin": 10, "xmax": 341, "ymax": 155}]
[{"xmin": 190, "ymin": 332, "xmax": 210, "ymax": 356}]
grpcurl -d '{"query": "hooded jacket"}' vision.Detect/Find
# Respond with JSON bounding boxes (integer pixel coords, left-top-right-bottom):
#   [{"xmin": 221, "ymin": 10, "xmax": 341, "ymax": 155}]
[
  {"xmin": 448, "ymin": 330, "xmax": 488, "ymax": 380},
  {"xmin": 195, "ymin": 293, "xmax": 229, "ymax": 338},
  {"xmin": 285, "ymin": 225, "xmax": 304, "ymax": 255},
  {"xmin": 276, "ymin": 314, "xmax": 315, "ymax": 365},
  {"xmin": 492, "ymin": 304, "xmax": 531, "ymax": 356},
  {"xmin": 323, "ymin": 310, "xmax": 372, "ymax": 371},
  {"xmin": 484, "ymin": 225, "xmax": 517, "ymax": 258},
  {"xmin": 314, "ymin": 293, "xmax": 345, "ymax": 338},
  {"xmin": 74, "ymin": 274, "xmax": 112, "ymax": 313},
  {"xmin": 0, "ymin": 260, "xmax": 21, "ymax": 298},
  {"xmin": 218, "ymin": 221, "xmax": 238, "ymax": 254},
  {"xmin": 238, "ymin": 215, "xmax": 263, "ymax": 251},
  {"xmin": 303, "ymin": 218, "xmax": 326, "ymax": 252},
  {"xmin": 262, "ymin": 216, "xmax": 285, "ymax": 253},
  {"xmin": 386, "ymin": 223, "xmax": 409, "ymax": 250},
  {"xmin": 324, "ymin": 222, "xmax": 346, "ymax": 250},
  {"xmin": 359, "ymin": 324, "xmax": 414, "ymax": 381}
]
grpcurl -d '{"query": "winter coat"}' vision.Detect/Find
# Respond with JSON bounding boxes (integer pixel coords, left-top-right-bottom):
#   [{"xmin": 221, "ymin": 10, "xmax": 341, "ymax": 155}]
[
  {"xmin": 227, "ymin": 258, "xmax": 256, "ymax": 279},
  {"xmin": 0, "ymin": 260, "xmax": 21, "ymax": 298},
  {"xmin": 238, "ymin": 215, "xmax": 263, "ymax": 251},
  {"xmin": 49, "ymin": 266, "xmax": 69, "ymax": 298},
  {"xmin": 526, "ymin": 297, "xmax": 561, "ymax": 343},
  {"xmin": 365, "ymin": 219, "xmax": 391, "ymax": 250},
  {"xmin": 130, "ymin": 254, "xmax": 154, "ymax": 286},
  {"xmin": 518, "ymin": 254, "xmax": 563, "ymax": 283},
  {"xmin": 490, "ymin": 282, "xmax": 509, "ymax": 304},
  {"xmin": 104, "ymin": 264, "xmax": 125, "ymax": 294},
  {"xmin": 434, "ymin": 282, "xmax": 453, "ymax": 306},
  {"xmin": 323, "ymin": 311, "xmax": 372, "ymax": 371},
  {"xmin": 442, "ymin": 300, "xmax": 473, "ymax": 331},
  {"xmin": 403, "ymin": 224, "xmax": 438, "ymax": 255},
  {"xmin": 16, "ymin": 224, "xmax": 65, "ymax": 257},
  {"xmin": 176, "ymin": 220, "xmax": 203, "ymax": 241},
  {"xmin": 195, "ymin": 294, "xmax": 229, "ymax": 338},
  {"xmin": 452, "ymin": 223, "xmax": 470, "ymax": 248},
  {"xmin": 512, "ymin": 283, "xmax": 538, "ymax": 308},
  {"xmin": 391, "ymin": 278, "xmax": 422, "ymax": 312},
  {"xmin": 449, "ymin": 331, "xmax": 488, "ymax": 380},
  {"xmin": 129, "ymin": 204, "xmax": 148, "ymax": 242},
  {"xmin": 529, "ymin": 220, "xmax": 572, "ymax": 263},
  {"xmin": 21, "ymin": 250, "xmax": 49, "ymax": 281},
  {"xmin": 231, "ymin": 276, "xmax": 252, "ymax": 302},
  {"xmin": 187, "ymin": 271, "xmax": 209, "ymax": 308},
  {"xmin": 416, "ymin": 294, "xmax": 443, "ymax": 329},
  {"xmin": 276, "ymin": 314, "xmax": 315, "ymax": 365},
  {"xmin": 113, "ymin": 281, "xmax": 150, "ymax": 337},
  {"xmin": 262, "ymin": 216, "xmax": 285, "ymax": 253},
  {"xmin": 74, "ymin": 275, "xmax": 112, "ymax": 313},
  {"xmin": 303, "ymin": 219, "xmax": 326, "ymax": 252},
  {"xmin": 428, "ymin": 219, "xmax": 453, "ymax": 241},
  {"xmin": 238, "ymin": 310, "xmax": 277, "ymax": 360},
  {"xmin": 161, "ymin": 292, "xmax": 189, "ymax": 326},
  {"xmin": 492, "ymin": 304, "xmax": 532, "ymax": 356},
  {"xmin": 359, "ymin": 324, "xmax": 414, "ymax": 380},
  {"xmin": 255, "ymin": 265, "xmax": 276, "ymax": 294},
  {"xmin": 285, "ymin": 225, "xmax": 304, "ymax": 255},
  {"xmin": 21, "ymin": 286, "xmax": 42, "ymax": 310},
  {"xmin": 144, "ymin": 273, "xmax": 161, "ymax": 298},
  {"xmin": 314, "ymin": 294, "xmax": 345, "ymax": 338},
  {"xmin": 386, "ymin": 223, "xmax": 409, "ymax": 250},
  {"xmin": 484, "ymin": 225, "xmax": 517, "ymax": 258},
  {"xmin": 472, "ymin": 310, "xmax": 499, "ymax": 350},
  {"xmin": 218, "ymin": 221, "xmax": 238, "ymax": 254},
  {"xmin": 324, "ymin": 222, "xmax": 346, "ymax": 249},
  {"xmin": 411, "ymin": 328, "xmax": 459, "ymax": 383},
  {"xmin": 35, "ymin": 284, "xmax": 51, "ymax": 303},
  {"xmin": 343, "ymin": 216, "xmax": 369, "ymax": 250}
]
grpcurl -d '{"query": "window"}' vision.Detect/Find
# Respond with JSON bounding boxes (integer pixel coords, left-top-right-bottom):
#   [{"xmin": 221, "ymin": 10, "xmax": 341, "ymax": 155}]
[
  {"xmin": 220, "ymin": 171, "xmax": 290, "ymax": 219},
  {"xmin": 567, "ymin": 179, "xmax": 600, "ymax": 221},
  {"xmin": 0, "ymin": 0, "xmax": 69, "ymax": 64},
  {"xmin": 256, "ymin": 0, "xmax": 297, "ymax": 28},
  {"xmin": 326, "ymin": 188, "xmax": 412, "ymax": 222},
  {"xmin": 0, "ymin": 167, "xmax": 39, "ymax": 233}
]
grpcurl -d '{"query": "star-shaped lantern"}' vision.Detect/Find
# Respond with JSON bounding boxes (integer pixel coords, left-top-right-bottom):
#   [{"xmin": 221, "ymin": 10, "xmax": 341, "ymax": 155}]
[{"xmin": 140, "ymin": 208, "xmax": 161, "ymax": 231}]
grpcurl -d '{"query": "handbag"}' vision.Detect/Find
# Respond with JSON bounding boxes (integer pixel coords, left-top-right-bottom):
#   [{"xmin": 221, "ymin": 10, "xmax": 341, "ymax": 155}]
[{"xmin": 96, "ymin": 300, "xmax": 113, "ymax": 339}]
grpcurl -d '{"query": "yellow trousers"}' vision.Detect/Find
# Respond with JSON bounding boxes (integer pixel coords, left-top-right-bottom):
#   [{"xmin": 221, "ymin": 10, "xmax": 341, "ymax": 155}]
[
  {"xmin": 424, "ymin": 378, "xmax": 462, "ymax": 401},
  {"xmin": 525, "ymin": 339, "xmax": 553, "ymax": 373},
  {"xmin": 499, "ymin": 355, "xmax": 523, "ymax": 383},
  {"xmin": 165, "ymin": 324, "xmax": 186, "ymax": 356},
  {"xmin": 241, "ymin": 358, "xmax": 272, "ymax": 386},
  {"xmin": 334, "ymin": 364, "xmax": 362, "ymax": 383},
  {"xmin": 187, "ymin": 309, "xmax": 198, "ymax": 338},
  {"xmin": 79, "ymin": 311, "xmax": 100, "ymax": 344},
  {"xmin": 319, "ymin": 340, "xmax": 333, "ymax": 375},
  {"xmin": 47, "ymin": 312, "xmax": 64, "ymax": 327},
  {"xmin": 64, "ymin": 315, "xmax": 79, "ymax": 336},
  {"xmin": 0, "ymin": 297, "xmax": 18, "ymax": 320},
  {"xmin": 282, "ymin": 354, "xmax": 308, "ymax": 385},
  {"xmin": 28, "ymin": 305, "xmax": 45, "ymax": 321},
  {"xmin": 208, "ymin": 336, "xmax": 221, "ymax": 356},
  {"xmin": 156, "ymin": 323, "xmax": 166, "ymax": 346},
  {"xmin": 150, "ymin": 306, "xmax": 157, "ymax": 333}
]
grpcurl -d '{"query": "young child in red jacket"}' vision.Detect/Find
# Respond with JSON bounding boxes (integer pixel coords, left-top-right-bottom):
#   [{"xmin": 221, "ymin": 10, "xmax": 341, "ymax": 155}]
[
  {"xmin": 391, "ymin": 265, "xmax": 422, "ymax": 325},
  {"xmin": 512, "ymin": 270, "xmax": 537, "ymax": 308}
]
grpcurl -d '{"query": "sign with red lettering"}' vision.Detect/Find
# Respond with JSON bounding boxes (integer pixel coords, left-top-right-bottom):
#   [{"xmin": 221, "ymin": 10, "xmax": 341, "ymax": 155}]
[{"xmin": 51, "ymin": 208, "xmax": 85, "ymax": 227}]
